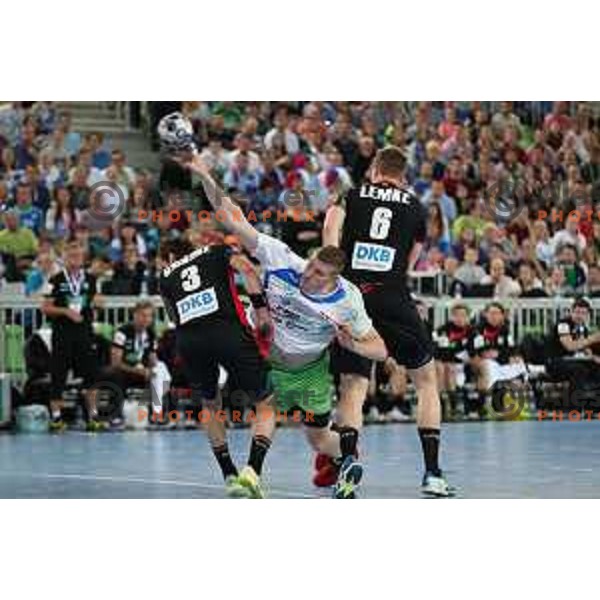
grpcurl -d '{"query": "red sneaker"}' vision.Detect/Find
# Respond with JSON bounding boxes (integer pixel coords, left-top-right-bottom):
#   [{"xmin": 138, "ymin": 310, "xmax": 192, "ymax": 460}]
[
  {"xmin": 312, "ymin": 451, "xmax": 360, "ymax": 488},
  {"xmin": 314, "ymin": 453, "xmax": 330, "ymax": 472},
  {"xmin": 312, "ymin": 461, "xmax": 340, "ymax": 488}
]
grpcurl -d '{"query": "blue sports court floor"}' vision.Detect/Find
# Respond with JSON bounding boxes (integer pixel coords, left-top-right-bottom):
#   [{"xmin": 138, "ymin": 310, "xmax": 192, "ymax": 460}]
[{"xmin": 1, "ymin": 421, "xmax": 599, "ymax": 498}]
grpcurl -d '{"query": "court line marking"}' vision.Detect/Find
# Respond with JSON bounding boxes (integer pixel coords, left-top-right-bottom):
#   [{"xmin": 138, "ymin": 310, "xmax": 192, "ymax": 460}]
[{"xmin": 0, "ymin": 471, "xmax": 318, "ymax": 499}]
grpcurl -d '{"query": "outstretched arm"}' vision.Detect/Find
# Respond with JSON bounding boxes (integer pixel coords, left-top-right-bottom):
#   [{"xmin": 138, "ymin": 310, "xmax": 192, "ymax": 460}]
[{"xmin": 186, "ymin": 155, "xmax": 259, "ymax": 252}]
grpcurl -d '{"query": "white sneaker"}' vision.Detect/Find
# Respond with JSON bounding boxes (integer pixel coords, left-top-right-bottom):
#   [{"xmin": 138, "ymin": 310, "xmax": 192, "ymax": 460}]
[
  {"xmin": 421, "ymin": 472, "xmax": 454, "ymax": 498},
  {"xmin": 366, "ymin": 406, "xmax": 384, "ymax": 424},
  {"xmin": 388, "ymin": 407, "xmax": 411, "ymax": 423}
]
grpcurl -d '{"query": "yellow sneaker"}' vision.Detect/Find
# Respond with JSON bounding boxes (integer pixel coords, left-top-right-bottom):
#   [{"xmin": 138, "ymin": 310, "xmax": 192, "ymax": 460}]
[
  {"xmin": 225, "ymin": 475, "xmax": 251, "ymax": 499},
  {"xmin": 236, "ymin": 466, "xmax": 265, "ymax": 499},
  {"xmin": 86, "ymin": 419, "xmax": 106, "ymax": 432}
]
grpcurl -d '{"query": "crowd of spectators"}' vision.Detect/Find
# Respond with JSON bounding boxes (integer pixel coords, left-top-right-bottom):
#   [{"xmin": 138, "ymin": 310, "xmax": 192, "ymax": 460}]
[{"xmin": 2, "ymin": 101, "xmax": 600, "ymax": 301}]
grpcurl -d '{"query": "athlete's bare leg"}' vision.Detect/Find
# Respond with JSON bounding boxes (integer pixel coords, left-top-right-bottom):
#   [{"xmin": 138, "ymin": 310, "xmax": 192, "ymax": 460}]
[
  {"xmin": 336, "ymin": 373, "xmax": 369, "ymax": 431},
  {"xmin": 407, "ymin": 358, "xmax": 452, "ymax": 495},
  {"xmin": 408, "ymin": 359, "xmax": 441, "ymax": 430},
  {"xmin": 304, "ymin": 426, "xmax": 341, "ymax": 458}
]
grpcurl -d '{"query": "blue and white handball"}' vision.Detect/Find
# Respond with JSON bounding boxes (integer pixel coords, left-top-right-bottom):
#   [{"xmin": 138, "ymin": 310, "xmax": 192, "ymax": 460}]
[{"xmin": 157, "ymin": 111, "xmax": 197, "ymax": 154}]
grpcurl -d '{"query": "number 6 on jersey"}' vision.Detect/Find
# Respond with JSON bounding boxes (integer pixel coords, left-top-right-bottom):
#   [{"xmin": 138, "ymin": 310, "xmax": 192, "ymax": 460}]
[{"xmin": 369, "ymin": 207, "xmax": 393, "ymax": 240}]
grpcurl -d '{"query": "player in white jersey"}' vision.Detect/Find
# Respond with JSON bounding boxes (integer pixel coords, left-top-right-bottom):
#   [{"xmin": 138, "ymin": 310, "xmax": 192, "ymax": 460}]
[{"xmin": 185, "ymin": 155, "xmax": 388, "ymax": 498}]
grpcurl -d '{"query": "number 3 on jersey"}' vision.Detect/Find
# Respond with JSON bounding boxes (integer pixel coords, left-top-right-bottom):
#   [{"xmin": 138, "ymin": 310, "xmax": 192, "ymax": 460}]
[
  {"xmin": 181, "ymin": 265, "xmax": 202, "ymax": 291},
  {"xmin": 369, "ymin": 207, "xmax": 393, "ymax": 240}
]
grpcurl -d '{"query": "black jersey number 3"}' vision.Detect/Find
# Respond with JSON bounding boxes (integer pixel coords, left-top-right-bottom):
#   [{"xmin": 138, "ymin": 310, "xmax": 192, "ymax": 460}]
[
  {"xmin": 369, "ymin": 207, "xmax": 393, "ymax": 240},
  {"xmin": 181, "ymin": 265, "xmax": 202, "ymax": 292}
]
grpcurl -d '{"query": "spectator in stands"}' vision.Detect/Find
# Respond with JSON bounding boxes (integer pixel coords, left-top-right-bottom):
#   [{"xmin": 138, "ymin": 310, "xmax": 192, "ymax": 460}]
[
  {"xmin": 481, "ymin": 257, "xmax": 521, "ymax": 298},
  {"xmin": 25, "ymin": 249, "xmax": 59, "ymax": 296},
  {"xmin": 545, "ymin": 265, "xmax": 568, "ymax": 297},
  {"xmin": 532, "ymin": 219, "xmax": 554, "ymax": 267},
  {"xmin": 351, "ymin": 135, "xmax": 377, "ymax": 182},
  {"xmin": 199, "ymin": 138, "xmax": 230, "ymax": 178},
  {"xmin": 454, "ymin": 247, "xmax": 486, "ymax": 289},
  {"xmin": 587, "ymin": 264, "xmax": 600, "ymax": 297},
  {"xmin": 264, "ymin": 106, "xmax": 300, "ymax": 156},
  {"xmin": 223, "ymin": 151, "xmax": 262, "ymax": 199},
  {"xmin": 228, "ymin": 133, "xmax": 261, "ymax": 172},
  {"xmin": 517, "ymin": 261, "xmax": 546, "ymax": 297},
  {"xmin": 109, "ymin": 245, "xmax": 147, "ymax": 295},
  {"xmin": 109, "ymin": 222, "xmax": 148, "ymax": 262},
  {"xmin": 0, "ymin": 209, "xmax": 38, "ymax": 280},
  {"xmin": 105, "ymin": 148, "xmax": 136, "ymax": 190},
  {"xmin": 424, "ymin": 201, "xmax": 450, "ymax": 256},
  {"xmin": 555, "ymin": 243, "xmax": 587, "ymax": 293},
  {"xmin": 38, "ymin": 149, "xmax": 63, "ymax": 190},
  {"xmin": 87, "ymin": 133, "xmax": 111, "ymax": 170},
  {"xmin": 421, "ymin": 179, "xmax": 457, "ymax": 223},
  {"xmin": 0, "ymin": 179, "xmax": 8, "ymax": 208},
  {"xmin": 45, "ymin": 185, "xmax": 76, "ymax": 239},
  {"xmin": 14, "ymin": 116, "xmax": 39, "ymax": 169},
  {"xmin": 452, "ymin": 197, "xmax": 488, "ymax": 242},
  {"xmin": 14, "ymin": 182, "xmax": 43, "ymax": 234},
  {"xmin": 104, "ymin": 164, "xmax": 131, "ymax": 203},
  {"xmin": 491, "ymin": 102, "xmax": 522, "ymax": 137},
  {"xmin": 551, "ymin": 218, "xmax": 587, "ymax": 255},
  {"xmin": 69, "ymin": 147, "xmax": 102, "ymax": 187}
]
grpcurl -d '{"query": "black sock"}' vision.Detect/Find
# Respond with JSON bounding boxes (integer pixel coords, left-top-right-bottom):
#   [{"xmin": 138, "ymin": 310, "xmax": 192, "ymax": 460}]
[
  {"xmin": 338, "ymin": 426, "xmax": 359, "ymax": 459},
  {"xmin": 212, "ymin": 444, "xmax": 238, "ymax": 480},
  {"xmin": 248, "ymin": 435, "xmax": 272, "ymax": 476},
  {"xmin": 418, "ymin": 428, "xmax": 441, "ymax": 476}
]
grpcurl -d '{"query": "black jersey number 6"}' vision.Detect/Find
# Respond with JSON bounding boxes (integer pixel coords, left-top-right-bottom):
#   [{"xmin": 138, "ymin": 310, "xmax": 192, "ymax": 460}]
[{"xmin": 369, "ymin": 207, "xmax": 393, "ymax": 240}]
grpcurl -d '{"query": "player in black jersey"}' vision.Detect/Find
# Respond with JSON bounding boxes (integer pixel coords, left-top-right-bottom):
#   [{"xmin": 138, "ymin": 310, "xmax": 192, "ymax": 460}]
[
  {"xmin": 323, "ymin": 145, "xmax": 452, "ymax": 496},
  {"xmin": 545, "ymin": 297, "xmax": 600, "ymax": 392},
  {"xmin": 98, "ymin": 301, "xmax": 158, "ymax": 427},
  {"xmin": 433, "ymin": 304, "xmax": 472, "ymax": 420},
  {"xmin": 159, "ymin": 236, "xmax": 275, "ymax": 498},
  {"xmin": 467, "ymin": 302, "xmax": 528, "ymax": 417},
  {"xmin": 42, "ymin": 239, "xmax": 102, "ymax": 432}
]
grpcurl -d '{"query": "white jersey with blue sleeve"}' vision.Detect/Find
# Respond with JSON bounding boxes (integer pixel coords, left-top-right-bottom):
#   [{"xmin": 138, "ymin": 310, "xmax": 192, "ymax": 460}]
[{"xmin": 253, "ymin": 234, "xmax": 372, "ymax": 363}]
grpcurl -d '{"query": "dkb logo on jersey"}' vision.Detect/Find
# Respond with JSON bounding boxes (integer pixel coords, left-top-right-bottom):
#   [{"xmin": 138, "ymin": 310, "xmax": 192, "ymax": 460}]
[
  {"xmin": 351, "ymin": 242, "xmax": 396, "ymax": 272},
  {"xmin": 176, "ymin": 287, "xmax": 219, "ymax": 324}
]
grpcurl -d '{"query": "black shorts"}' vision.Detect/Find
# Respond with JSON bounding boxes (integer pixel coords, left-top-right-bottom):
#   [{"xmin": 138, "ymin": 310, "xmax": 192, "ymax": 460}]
[
  {"xmin": 176, "ymin": 321, "xmax": 271, "ymax": 404},
  {"xmin": 331, "ymin": 288, "xmax": 434, "ymax": 378},
  {"xmin": 50, "ymin": 327, "xmax": 98, "ymax": 397}
]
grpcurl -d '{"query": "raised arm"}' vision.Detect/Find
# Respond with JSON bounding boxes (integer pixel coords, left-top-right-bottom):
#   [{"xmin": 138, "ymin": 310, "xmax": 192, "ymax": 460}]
[
  {"xmin": 186, "ymin": 155, "xmax": 259, "ymax": 252},
  {"xmin": 323, "ymin": 199, "xmax": 346, "ymax": 247}
]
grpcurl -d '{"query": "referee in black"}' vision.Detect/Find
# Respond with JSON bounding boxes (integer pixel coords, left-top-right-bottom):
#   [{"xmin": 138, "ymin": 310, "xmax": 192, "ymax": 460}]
[{"xmin": 41, "ymin": 239, "xmax": 102, "ymax": 431}]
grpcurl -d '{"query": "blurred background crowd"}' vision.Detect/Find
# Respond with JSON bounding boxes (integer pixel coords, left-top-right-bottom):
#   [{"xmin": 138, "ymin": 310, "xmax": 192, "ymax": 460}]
[{"xmin": 1, "ymin": 100, "xmax": 600, "ymax": 300}]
